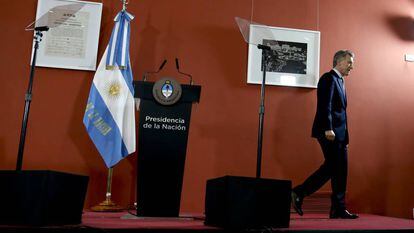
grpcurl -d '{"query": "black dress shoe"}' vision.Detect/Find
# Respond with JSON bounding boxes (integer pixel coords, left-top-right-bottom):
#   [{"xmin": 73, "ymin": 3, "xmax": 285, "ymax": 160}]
[
  {"xmin": 329, "ymin": 209, "xmax": 359, "ymax": 219},
  {"xmin": 291, "ymin": 191, "xmax": 303, "ymax": 216}
]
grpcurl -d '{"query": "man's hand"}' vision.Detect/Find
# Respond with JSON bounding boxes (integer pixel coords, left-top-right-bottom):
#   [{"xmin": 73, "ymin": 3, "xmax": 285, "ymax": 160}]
[{"xmin": 325, "ymin": 130, "xmax": 335, "ymax": 141}]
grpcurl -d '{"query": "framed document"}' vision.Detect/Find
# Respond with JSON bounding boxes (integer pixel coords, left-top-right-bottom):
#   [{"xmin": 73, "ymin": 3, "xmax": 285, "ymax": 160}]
[
  {"xmin": 32, "ymin": 0, "xmax": 103, "ymax": 71},
  {"xmin": 247, "ymin": 25, "xmax": 320, "ymax": 88}
]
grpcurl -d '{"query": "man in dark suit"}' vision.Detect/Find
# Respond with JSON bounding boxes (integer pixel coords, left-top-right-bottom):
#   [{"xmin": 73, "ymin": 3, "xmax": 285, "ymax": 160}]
[{"xmin": 291, "ymin": 50, "xmax": 358, "ymax": 219}]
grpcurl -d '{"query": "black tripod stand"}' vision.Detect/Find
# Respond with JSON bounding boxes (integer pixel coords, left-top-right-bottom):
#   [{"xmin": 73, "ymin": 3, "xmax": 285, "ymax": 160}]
[
  {"xmin": 16, "ymin": 26, "xmax": 49, "ymax": 171},
  {"xmin": 256, "ymin": 44, "xmax": 272, "ymax": 178}
]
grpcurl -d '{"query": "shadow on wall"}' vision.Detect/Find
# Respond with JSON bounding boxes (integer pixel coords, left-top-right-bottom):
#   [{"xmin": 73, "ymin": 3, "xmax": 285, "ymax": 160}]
[
  {"xmin": 385, "ymin": 16, "xmax": 414, "ymax": 41},
  {"xmin": 133, "ymin": 10, "xmax": 161, "ymax": 78},
  {"xmin": 159, "ymin": 19, "xmax": 182, "ymax": 71}
]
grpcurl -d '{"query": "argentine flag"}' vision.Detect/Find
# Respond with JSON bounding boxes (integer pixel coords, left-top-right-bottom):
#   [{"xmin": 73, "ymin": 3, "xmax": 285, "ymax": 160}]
[{"xmin": 83, "ymin": 11, "xmax": 135, "ymax": 168}]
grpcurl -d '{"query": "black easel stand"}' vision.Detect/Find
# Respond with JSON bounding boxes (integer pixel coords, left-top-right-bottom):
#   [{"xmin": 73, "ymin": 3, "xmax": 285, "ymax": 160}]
[
  {"xmin": 1, "ymin": 21, "xmax": 89, "ymax": 226},
  {"xmin": 256, "ymin": 44, "xmax": 271, "ymax": 178},
  {"xmin": 16, "ymin": 26, "xmax": 48, "ymax": 171}
]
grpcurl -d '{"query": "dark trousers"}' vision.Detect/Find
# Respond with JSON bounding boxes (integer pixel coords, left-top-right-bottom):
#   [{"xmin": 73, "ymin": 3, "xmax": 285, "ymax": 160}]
[{"xmin": 293, "ymin": 138, "xmax": 348, "ymax": 210}]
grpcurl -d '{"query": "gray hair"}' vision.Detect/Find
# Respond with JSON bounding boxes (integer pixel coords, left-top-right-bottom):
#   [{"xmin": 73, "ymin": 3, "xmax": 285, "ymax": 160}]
[{"xmin": 333, "ymin": 50, "xmax": 354, "ymax": 67}]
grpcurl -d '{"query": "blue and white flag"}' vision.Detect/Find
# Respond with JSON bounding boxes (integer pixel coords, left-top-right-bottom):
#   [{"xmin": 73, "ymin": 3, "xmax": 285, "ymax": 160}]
[{"xmin": 83, "ymin": 11, "xmax": 135, "ymax": 168}]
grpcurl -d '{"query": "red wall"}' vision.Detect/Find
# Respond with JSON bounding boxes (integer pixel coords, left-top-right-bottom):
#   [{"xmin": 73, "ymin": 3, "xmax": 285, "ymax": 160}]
[{"xmin": 1, "ymin": 0, "xmax": 414, "ymax": 219}]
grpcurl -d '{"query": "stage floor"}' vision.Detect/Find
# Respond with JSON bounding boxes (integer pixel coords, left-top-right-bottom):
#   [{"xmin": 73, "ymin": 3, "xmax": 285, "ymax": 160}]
[
  {"xmin": 1, "ymin": 211, "xmax": 414, "ymax": 233},
  {"xmin": 83, "ymin": 211, "xmax": 414, "ymax": 231}
]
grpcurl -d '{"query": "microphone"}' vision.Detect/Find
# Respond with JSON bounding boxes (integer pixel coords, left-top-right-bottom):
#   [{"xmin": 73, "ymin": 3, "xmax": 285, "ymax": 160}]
[
  {"xmin": 175, "ymin": 58, "xmax": 193, "ymax": 85},
  {"xmin": 143, "ymin": 59, "xmax": 167, "ymax": 81},
  {"xmin": 175, "ymin": 58, "xmax": 180, "ymax": 70},
  {"xmin": 159, "ymin": 59, "xmax": 167, "ymax": 71}
]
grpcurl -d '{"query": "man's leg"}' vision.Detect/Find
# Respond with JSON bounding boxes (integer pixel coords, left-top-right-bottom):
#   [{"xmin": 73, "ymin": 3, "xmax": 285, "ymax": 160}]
[
  {"xmin": 328, "ymin": 142, "xmax": 357, "ymax": 219},
  {"xmin": 292, "ymin": 138, "xmax": 335, "ymax": 215},
  {"xmin": 330, "ymin": 142, "xmax": 348, "ymax": 212}
]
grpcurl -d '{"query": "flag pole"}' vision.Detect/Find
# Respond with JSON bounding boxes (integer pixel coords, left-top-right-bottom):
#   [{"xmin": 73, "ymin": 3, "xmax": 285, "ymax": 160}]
[
  {"xmin": 122, "ymin": 0, "xmax": 128, "ymax": 11},
  {"xmin": 87, "ymin": 4, "xmax": 135, "ymax": 211},
  {"xmin": 91, "ymin": 168, "xmax": 123, "ymax": 212}
]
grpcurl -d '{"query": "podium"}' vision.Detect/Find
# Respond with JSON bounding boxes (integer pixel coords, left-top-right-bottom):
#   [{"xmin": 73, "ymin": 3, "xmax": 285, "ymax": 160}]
[{"xmin": 134, "ymin": 80, "xmax": 201, "ymax": 217}]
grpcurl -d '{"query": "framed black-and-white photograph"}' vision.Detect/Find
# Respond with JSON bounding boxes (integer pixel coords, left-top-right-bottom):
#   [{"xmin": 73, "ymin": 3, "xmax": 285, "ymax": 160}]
[{"xmin": 247, "ymin": 25, "xmax": 320, "ymax": 88}]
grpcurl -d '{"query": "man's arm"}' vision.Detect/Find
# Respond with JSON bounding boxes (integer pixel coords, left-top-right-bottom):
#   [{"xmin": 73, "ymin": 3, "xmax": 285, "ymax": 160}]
[{"xmin": 318, "ymin": 75, "xmax": 335, "ymax": 140}]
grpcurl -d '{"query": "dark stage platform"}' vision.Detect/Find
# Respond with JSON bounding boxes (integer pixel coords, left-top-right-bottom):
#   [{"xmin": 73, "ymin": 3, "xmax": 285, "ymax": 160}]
[{"xmin": 0, "ymin": 211, "xmax": 413, "ymax": 233}]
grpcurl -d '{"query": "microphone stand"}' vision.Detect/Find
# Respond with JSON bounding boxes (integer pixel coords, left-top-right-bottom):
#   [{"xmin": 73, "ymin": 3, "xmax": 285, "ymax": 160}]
[
  {"xmin": 256, "ymin": 44, "xmax": 271, "ymax": 178},
  {"xmin": 16, "ymin": 26, "xmax": 49, "ymax": 171},
  {"xmin": 175, "ymin": 58, "xmax": 193, "ymax": 85},
  {"xmin": 143, "ymin": 60, "xmax": 167, "ymax": 81}
]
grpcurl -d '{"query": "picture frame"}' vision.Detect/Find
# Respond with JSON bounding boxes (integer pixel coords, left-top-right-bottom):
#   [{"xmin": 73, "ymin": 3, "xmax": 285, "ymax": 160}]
[
  {"xmin": 32, "ymin": 0, "xmax": 103, "ymax": 71},
  {"xmin": 247, "ymin": 25, "xmax": 320, "ymax": 88}
]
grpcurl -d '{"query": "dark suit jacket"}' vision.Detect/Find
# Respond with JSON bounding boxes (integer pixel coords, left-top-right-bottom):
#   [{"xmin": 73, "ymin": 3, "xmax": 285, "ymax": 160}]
[{"xmin": 312, "ymin": 70, "xmax": 349, "ymax": 144}]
